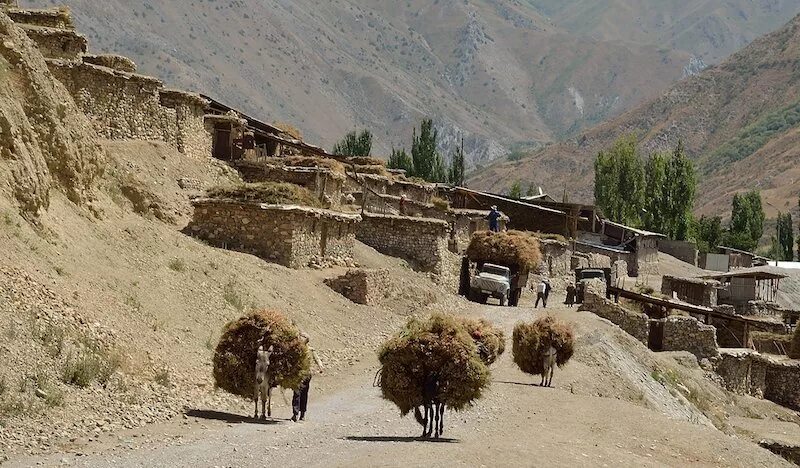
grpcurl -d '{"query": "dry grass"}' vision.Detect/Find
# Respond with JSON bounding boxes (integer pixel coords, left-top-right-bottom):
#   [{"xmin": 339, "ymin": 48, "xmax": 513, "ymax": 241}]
[
  {"xmin": 352, "ymin": 164, "xmax": 390, "ymax": 177},
  {"xmin": 459, "ymin": 317, "xmax": 506, "ymax": 365},
  {"xmin": 273, "ymin": 121, "xmax": 303, "ymax": 140},
  {"xmin": 213, "ymin": 309, "xmax": 311, "ymax": 397},
  {"xmin": 512, "ymin": 316, "xmax": 575, "ymax": 376},
  {"xmin": 60, "ymin": 347, "xmax": 122, "ymax": 389},
  {"xmin": 378, "ymin": 313, "xmax": 490, "ymax": 415},
  {"xmin": 466, "ymin": 230, "xmax": 542, "ymax": 270},
  {"xmin": 249, "ymin": 157, "xmax": 346, "ymax": 175},
  {"xmin": 431, "ymin": 197, "xmax": 450, "ymax": 212},
  {"xmin": 206, "ymin": 182, "xmax": 322, "ymax": 208}
]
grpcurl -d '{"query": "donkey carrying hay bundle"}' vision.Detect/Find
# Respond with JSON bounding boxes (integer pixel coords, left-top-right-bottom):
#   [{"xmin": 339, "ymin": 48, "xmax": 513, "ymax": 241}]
[
  {"xmin": 377, "ymin": 313, "xmax": 490, "ymax": 438},
  {"xmin": 213, "ymin": 309, "xmax": 311, "ymax": 418},
  {"xmin": 512, "ymin": 316, "xmax": 574, "ymax": 387}
]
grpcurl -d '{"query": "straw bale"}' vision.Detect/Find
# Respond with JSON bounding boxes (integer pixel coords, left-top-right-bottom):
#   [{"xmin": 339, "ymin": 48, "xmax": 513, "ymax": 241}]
[
  {"xmin": 378, "ymin": 313, "xmax": 490, "ymax": 415},
  {"xmin": 512, "ymin": 316, "xmax": 574, "ymax": 376},
  {"xmin": 459, "ymin": 317, "xmax": 506, "ymax": 365},
  {"xmin": 213, "ymin": 310, "xmax": 311, "ymax": 398},
  {"xmin": 206, "ymin": 182, "xmax": 322, "ymax": 207},
  {"xmin": 466, "ymin": 230, "xmax": 542, "ymax": 270}
]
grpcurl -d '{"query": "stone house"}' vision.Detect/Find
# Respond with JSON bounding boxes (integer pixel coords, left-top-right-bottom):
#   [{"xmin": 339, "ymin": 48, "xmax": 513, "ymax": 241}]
[
  {"xmin": 356, "ymin": 213, "xmax": 450, "ymax": 273},
  {"xmin": 661, "ymin": 276, "xmax": 720, "ymax": 307},
  {"xmin": 187, "ymin": 199, "xmax": 361, "ymax": 269},
  {"xmin": 232, "ymin": 161, "xmax": 345, "ymax": 209}
]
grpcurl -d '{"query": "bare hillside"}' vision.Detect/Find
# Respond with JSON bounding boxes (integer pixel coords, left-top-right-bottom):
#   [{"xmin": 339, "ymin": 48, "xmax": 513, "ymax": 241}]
[
  {"xmin": 23, "ymin": 0, "xmax": 800, "ymax": 168},
  {"xmin": 469, "ymin": 11, "xmax": 800, "ymax": 218}
]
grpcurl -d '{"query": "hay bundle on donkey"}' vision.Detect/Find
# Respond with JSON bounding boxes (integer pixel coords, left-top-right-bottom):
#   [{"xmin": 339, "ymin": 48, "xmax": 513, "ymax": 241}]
[
  {"xmin": 213, "ymin": 309, "xmax": 311, "ymax": 398},
  {"xmin": 512, "ymin": 316, "xmax": 574, "ymax": 376},
  {"xmin": 465, "ymin": 230, "xmax": 542, "ymax": 270},
  {"xmin": 459, "ymin": 317, "xmax": 506, "ymax": 365},
  {"xmin": 378, "ymin": 313, "xmax": 490, "ymax": 416}
]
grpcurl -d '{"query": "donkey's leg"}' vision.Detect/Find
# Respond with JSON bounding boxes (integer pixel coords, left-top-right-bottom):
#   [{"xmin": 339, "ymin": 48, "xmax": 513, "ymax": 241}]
[
  {"xmin": 261, "ymin": 392, "xmax": 266, "ymax": 420},
  {"xmin": 437, "ymin": 404, "xmax": 445, "ymax": 437},
  {"xmin": 267, "ymin": 386, "xmax": 272, "ymax": 418},
  {"xmin": 423, "ymin": 404, "xmax": 432, "ymax": 438},
  {"xmin": 254, "ymin": 386, "xmax": 259, "ymax": 419}
]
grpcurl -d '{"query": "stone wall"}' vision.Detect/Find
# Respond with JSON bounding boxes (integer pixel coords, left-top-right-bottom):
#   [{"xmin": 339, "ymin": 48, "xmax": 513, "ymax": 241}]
[
  {"xmin": 187, "ymin": 200, "xmax": 360, "ymax": 269},
  {"xmin": 715, "ymin": 350, "xmax": 800, "ymax": 411},
  {"xmin": 575, "ymin": 242, "xmax": 638, "ymax": 276},
  {"xmin": 83, "ymin": 54, "xmax": 136, "ymax": 73},
  {"xmin": 325, "ymin": 269, "xmax": 391, "ymax": 305},
  {"xmin": 636, "ymin": 237, "xmax": 660, "ymax": 276},
  {"xmin": 6, "ymin": 7, "xmax": 73, "ymax": 29},
  {"xmin": 661, "ymin": 276, "xmax": 718, "ymax": 307},
  {"xmin": 48, "ymin": 60, "xmax": 177, "ymax": 143},
  {"xmin": 234, "ymin": 163, "xmax": 344, "ymax": 208},
  {"xmin": 662, "ymin": 316, "xmax": 719, "ymax": 359},
  {"xmin": 658, "ymin": 239, "xmax": 698, "ymax": 266},
  {"xmin": 159, "ymin": 89, "xmax": 211, "ymax": 160},
  {"xmin": 537, "ymin": 239, "xmax": 571, "ymax": 278},
  {"xmin": 357, "ymin": 213, "xmax": 449, "ymax": 273},
  {"xmin": 19, "ymin": 24, "xmax": 86, "ymax": 60},
  {"xmin": 579, "ymin": 281, "xmax": 650, "ymax": 345},
  {"xmin": 348, "ymin": 174, "xmax": 434, "ymax": 204}
]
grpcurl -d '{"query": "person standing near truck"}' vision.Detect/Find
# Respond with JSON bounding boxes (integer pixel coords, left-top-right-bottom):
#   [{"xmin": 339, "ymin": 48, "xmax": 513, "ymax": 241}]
[
  {"xmin": 534, "ymin": 279, "xmax": 548, "ymax": 308},
  {"xmin": 486, "ymin": 206, "xmax": 502, "ymax": 232}
]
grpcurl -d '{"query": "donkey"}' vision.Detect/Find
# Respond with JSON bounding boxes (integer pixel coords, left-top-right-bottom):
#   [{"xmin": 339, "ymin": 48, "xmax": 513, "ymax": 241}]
[
  {"xmin": 414, "ymin": 373, "xmax": 445, "ymax": 438},
  {"xmin": 254, "ymin": 343, "xmax": 275, "ymax": 419},
  {"xmin": 540, "ymin": 345, "xmax": 557, "ymax": 387}
]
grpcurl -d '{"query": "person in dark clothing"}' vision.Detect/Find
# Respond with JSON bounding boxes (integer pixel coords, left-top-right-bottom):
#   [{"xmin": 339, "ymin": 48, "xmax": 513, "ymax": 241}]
[
  {"xmin": 544, "ymin": 280, "xmax": 552, "ymax": 303},
  {"xmin": 292, "ymin": 332, "xmax": 324, "ymax": 422},
  {"xmin": 565, "ymin": 283, "xmax": 576, "ymax": 307},
  {"xmin": 486, "ymin": 206, "xmax": 502, "ymax": 232}
]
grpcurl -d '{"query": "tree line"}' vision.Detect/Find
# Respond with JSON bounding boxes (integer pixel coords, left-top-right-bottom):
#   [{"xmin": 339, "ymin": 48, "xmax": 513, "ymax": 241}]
[
  {"xmin": 594, "ymin": 135, "xmax": 798, "ymax": 260},
  {"xmin": 332, "ymin": 120, "xmax": 465, "ymax": 185}
]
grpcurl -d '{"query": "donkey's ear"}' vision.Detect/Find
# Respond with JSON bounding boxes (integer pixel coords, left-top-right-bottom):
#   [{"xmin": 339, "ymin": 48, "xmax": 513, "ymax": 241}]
[{"xmin": 267, "ymin": 345, "xmax": 274, "ymax": 353}]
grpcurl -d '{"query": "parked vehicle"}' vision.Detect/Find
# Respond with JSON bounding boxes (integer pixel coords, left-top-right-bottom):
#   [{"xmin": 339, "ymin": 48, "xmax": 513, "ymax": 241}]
[
  {"xmin": 574, "ymin": 267, "xmax": 612, "ymax": 303},
  {"xmin": 463, "ymin": 260, "xmax": 529, "ymax": 307}
]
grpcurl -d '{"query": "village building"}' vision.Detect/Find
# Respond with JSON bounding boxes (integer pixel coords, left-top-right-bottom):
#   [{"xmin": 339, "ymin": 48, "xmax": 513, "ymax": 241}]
[
  {"xmin": 700, "ymin": 269, "xmax": 788, "ymax": 316},
  {"xmin": 232, "ymin": 160, "xmax": 346, "ymax": 209},
  {"xmin": 661, "ymin": 276, "xmax": 720, "ymax": 307},
  {"xmin": 719, "ymin": 246, "xmax": 771, "ymax": 269},
  {"xmin": 187, "ymin": 199, "xmax": 361, "ymax": 269}
]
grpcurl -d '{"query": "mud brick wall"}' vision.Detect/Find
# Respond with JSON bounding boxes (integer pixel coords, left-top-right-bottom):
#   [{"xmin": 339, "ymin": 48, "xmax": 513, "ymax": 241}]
[
  {"xmin": 48, "ymin": 61, "xmax": 177, "ymax": 143},
  {"xmin": 579, "ymin": 281, "xmax": 649, "ymax": 345},
  {"xmin": 7, "ymin": 8, "xmax": 74, "ymax": 29},
  {"xmin": 538, "ymin": 239, "xmax": 571, "ymax": 278},
  {"xmin": 715, "ymin": 349, "xmax": 767, "ymax": 398},
  {"xmin": 325, "ymin": 269, "xmax": 391, "ymax": 305},
  {"xmin": 188, "ymin": 200, "xmax": 360, "ymax": 269},
  {"xmin": 662, "ymin": 316, "xmax": 719, "ymax": 359},
  {"xmin": 159, "ymin": 89, "xmax": 211, "ymax": 160},
  {"xmin": 658, "ymin": 240, "xmax": 698, "ymax": 267},
  {"xmin": 83, "ymin": 54, "xmax": 136, "ymax": 73},
  {"xmin": 357, "ymin": 213, "xmax": 449, "ymax": 273},
  {"xmin": 20, "ymin": 25, "xmax": 86, "ymax": 60}
]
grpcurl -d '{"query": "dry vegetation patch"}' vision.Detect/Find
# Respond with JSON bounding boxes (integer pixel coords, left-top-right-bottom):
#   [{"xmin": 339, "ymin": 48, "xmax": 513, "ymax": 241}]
[
  {"xmin": 512, "ymin": 316, "xmax": 574, "ymax": 376},
  {"xmin": 466, "ymin": 230, "xmax": 542, "ymax": 270},
  {"xmin": 206, "ymin": 182, "xmax": 322, "ymax": 207}
]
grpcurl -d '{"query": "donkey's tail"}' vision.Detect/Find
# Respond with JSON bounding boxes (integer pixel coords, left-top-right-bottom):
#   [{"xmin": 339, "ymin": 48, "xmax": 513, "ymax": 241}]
[
  {"xmin": 413, "ymin": 406, "xmax": 425, "ymax": 426},
  {"xmin": 372, "ymin": 367, "xmax": 383, "ymax": 388}
]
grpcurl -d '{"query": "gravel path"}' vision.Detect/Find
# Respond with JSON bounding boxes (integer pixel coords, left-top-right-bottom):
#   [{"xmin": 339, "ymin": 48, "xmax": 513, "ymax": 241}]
[{"xmin": 7, "ymin": 305, "xmax": 790, "ymax": 467}]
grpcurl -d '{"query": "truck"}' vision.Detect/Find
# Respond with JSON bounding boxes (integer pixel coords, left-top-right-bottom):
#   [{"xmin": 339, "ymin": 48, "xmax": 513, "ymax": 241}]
[
  {"xmin": 574, "ymin": 267, "xmax": 612, "ymax": 303},
  {"xmin": 463, "ymin": 260, "xmax": 530, "ymax": 307}
]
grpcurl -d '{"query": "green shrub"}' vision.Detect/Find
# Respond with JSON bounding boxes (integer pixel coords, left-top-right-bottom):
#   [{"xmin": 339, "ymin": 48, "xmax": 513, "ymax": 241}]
[{"xmin": 168, "ymin": 257, "xmax": 187, "ymax": 273}]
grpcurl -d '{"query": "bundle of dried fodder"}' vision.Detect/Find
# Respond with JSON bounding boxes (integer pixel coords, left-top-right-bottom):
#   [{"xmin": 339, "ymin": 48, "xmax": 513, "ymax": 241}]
[
  {"xmin": 512, "ymin": 315, "xmax": 574, "ymax": 376},
  {"xmin": 466, "ymin": 230, "xmax": 541, "ymax": 270},
  {"xmin": 459, "ymin": 317, "xmax": 506, "ymax": 365},
  {"xmin": 213, "ymin": 309, "xmax": 311, "ymax": 397},
  {"xmin": 206, "ymin": 182, "xmax": 322, "ymax": 208},
  {"xmin": 378, "ymin": 313, "xmax": 490, "ymax": 415}
]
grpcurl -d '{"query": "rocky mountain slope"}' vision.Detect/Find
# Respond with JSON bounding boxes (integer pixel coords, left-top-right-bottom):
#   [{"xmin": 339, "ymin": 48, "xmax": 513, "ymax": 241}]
[
  {"xmin": 469, "ymin": 11, "xmax": 800, "ymax": 218},
  {"xmin": 24, "ymin": 0, "xmax": 800, "ymax": 169}
]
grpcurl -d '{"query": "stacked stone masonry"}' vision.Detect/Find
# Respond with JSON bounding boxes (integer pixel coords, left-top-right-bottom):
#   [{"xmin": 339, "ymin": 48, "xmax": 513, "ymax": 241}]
[
  {"xmin": 234, "ymin": 162, "xmax": 344, "ymax": 208},
  {"xmin": 325, "ymin": 269, "xmax": 391, "ymax": 305},
  {"xmin": 538, "ymin": 239, "xmax": 571, "ymax": 278},
  {"xmin": 356, "ymin": 213, "xmax": 449, "ymax": 273},
  {"xmin": 188, "ymin": 200, "xmax": 360, "ymax": 269},
  {"xmin": 83, "ymin": 54, "xmax": 136, "ymax": 73},
  {"xmin": 716, "ymin": 350, "xmax": 800, "ymax": 410},
  {"xmin": 662, "ymin": 316, "xmax": 719, "ymax": 359},
  {"xmin": 159, "ymin": 89, "xmax": 211, "ymax": 160},
  {"xmin": 579, "ymin": 281, "xmax": 650, "ymax": 345},
  {"xmin": 19, "ymin": 24, "xmax": 86, "ymax": 60},
  {"xmin": 6, "ymin": 7, "xmax": 74, "ymax": 29}
]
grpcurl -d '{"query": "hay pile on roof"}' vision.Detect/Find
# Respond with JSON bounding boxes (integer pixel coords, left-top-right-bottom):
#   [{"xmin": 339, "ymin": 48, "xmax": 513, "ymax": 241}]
[
  {"xmin": 512, "ymin": 316, "xmax": 574, "ymax": 376},
  {"xmin": 378, "ymin": 313, "xmax": 490, "ymax": 415},
  {"xmin": 206, "ymin": 182, "xmax": 322, "ymax": 208},
  {"xmin": 352, "ymin": 164, "xmax": 390, "ymax": 177},
  {"xmin": 261, "ymin": 156, "xmax": 345, "ymax": 174},
  {"xmin": 213, "ymin": 310, "xmax": 311, "ymax": 397},
  {"xmin": 339, "ymin": 156, "xmax": 386, "ymax": 167},
  {"xmin": 466, "ymin": 231, "xmax": 542, "ymax": 270},
  {"xmin": 460, "ymin": 317, "xmax": 506, "ymax": 365}
]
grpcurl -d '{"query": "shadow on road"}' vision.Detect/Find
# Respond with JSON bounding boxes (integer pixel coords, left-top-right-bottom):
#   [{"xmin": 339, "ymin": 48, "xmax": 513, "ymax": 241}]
[
  {"xmin": 185, "ymin": 409, "xmax": 283, "ymax": 425},
  {"xmin": 493, "ymin": 380, "xmax": 545, "ymax": 388},
  {"xmin": 345, "ymin": 436, "xmax": 459, "ymax": 443}
]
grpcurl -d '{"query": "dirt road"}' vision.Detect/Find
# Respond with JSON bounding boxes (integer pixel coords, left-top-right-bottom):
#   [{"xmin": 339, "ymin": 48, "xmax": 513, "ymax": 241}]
[{"xmin": 7, "ymin": 304, "xmax": 789, "ymax": 467}]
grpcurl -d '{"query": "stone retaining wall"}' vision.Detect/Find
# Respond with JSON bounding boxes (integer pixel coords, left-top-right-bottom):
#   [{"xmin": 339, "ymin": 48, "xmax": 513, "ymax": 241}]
[
  {"xmin": 579, "ymin": 281, "xmax": 649, "ymax": 345},
  {"xmin": 83, "ymin": 54, "xmax": 136, "ymax": 73},
  {"xmin": 20, "ymin": 24, "xmax": 85, "ymax": 60},
  {"xmin": 715, "ymin": 350, "xmax": 800, "ymax": 410},
  {"xmin": 187, "ymin": 200, "xmax": 360, "ymax": 269},
  {"xmin": 325, "ymin": 269, "xmax": 391, "ymax": 305},
  {"xmin": 662, "ymin": 316, "xmax": 719, "ymax": 359},
  {"xmin": 159, "ymin": 89, "xmax": 211, "ymax": 160},
  {"xmin": 233, "ymin": 163, "xmax": 345, "ymax": 208},
  {"xmin": 357, "ymin": 213, "xmax": 449, "ymax": 273},
  {"xmin": 6, "ymin": 7, "xmax": 73, "ymax": 29}
]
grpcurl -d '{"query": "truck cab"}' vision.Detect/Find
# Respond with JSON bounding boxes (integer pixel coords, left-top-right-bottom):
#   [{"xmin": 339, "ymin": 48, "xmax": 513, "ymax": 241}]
[{"xmin": 469, "ymin": 263, "xmax": 512, "ymax": 306}]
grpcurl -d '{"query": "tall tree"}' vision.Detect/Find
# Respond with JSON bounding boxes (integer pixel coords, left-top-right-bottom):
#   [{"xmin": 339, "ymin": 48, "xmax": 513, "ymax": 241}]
[
  {"xmin": 593, "ymin": 135, "xmax": 644, "ymax": 226},
  {"xmin": 448, "ymin": 138, "xmax": 466, "ymax": 186},
  {"xmin": 776, "ymin": 212, "xmax": 795, "ymax": 261},
  {"xmin": 411, "ymin": 119, "xmax": 446, "ymax": 182},
  {"xmin": 726, "ymin": 191, "xmax": 765, "ymax": 252},
  {"xmin": 694, "ymin": 215, "xmax": 723, "ymax": 253},
  {"xmin": 387, "ymin": 147, "xmax": 413, "ymax": 173},
  {"xmin": 526, "ymin": 184, "xmax": 537, "ymax": 197},
  {"xmin": 509, "ymin": 181, "xmax": 522, "ymax": 200},
  {"xmin": 665, "ymin": 141, "xmax": 696, "ymax": 240},
  {"xmin": 643, "ymin": 152, "xmax": 668, "ymax": 234},
  {"xmin": 332, "ymin": 130, "xmax": 372, "ymax": 157}
]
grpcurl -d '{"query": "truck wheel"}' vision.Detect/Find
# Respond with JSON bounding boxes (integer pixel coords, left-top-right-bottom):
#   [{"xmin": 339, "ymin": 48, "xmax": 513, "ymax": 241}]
[
  {"xmin": 480, "ymin": 294, "xmax": 489, "ymax": 305},
  {"xmin": 500, "ymin": 295, "xmax": 507, "ymax": 307}
]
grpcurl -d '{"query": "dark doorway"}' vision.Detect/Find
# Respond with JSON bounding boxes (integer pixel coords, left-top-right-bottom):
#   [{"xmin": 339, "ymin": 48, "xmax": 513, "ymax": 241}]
[
  {"xmin": 648, "ymin": 320, "xmax": 665, "ymax": 351},
  {"xmin": 213, "ymin": 129, "xmax": 231, "ymax": 160}
]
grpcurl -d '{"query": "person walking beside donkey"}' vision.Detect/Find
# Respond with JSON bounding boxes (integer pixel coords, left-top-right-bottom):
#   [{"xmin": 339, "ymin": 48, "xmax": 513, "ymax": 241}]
[
  {"xmin": 292, "ymin": 332, "xmax": 324, "ymax": 422},
  {"xmin": 486, "ymin": 205, "xmax": 502, "ymax": 232}
]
